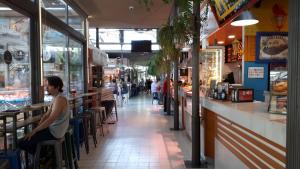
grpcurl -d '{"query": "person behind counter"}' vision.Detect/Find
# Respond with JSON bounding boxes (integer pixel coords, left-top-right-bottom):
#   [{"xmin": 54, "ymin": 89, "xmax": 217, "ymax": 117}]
[{"xmin": 19, "ymin": 76, "xmax": 70, "ymax": 155}]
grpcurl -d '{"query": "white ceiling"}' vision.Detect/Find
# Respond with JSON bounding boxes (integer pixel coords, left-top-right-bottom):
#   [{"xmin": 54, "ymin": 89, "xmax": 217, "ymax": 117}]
[{"xmin": 72, "ymin": 0, "xmax": 172, "ymax": 28}]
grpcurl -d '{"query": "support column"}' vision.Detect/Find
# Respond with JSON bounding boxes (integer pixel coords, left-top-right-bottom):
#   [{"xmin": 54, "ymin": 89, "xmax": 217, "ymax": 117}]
[
  {"xmin": 191, "ymin": 3, "xmax": 201, "ymax": 165},
  {"xmin": 96, "ymin": 27, "xmax": 99, "ymax": 48},
  {"xmin": 286, "ymin": 0, "xmax": 300, "ymax": 168},
  {"xmin": 173, "ymin": 59, "xmax": 179, "ymax": 130},
  {"xmin": 185, "ymin": 1, "xmax": 202, "ymax": 167},
  {"xmin": 31, "ymin": 0, "xmax": 43, "ymax": 104},
  {"xmin": 83, "ymin": 19, "xmax": 89, "ymax": 92}
]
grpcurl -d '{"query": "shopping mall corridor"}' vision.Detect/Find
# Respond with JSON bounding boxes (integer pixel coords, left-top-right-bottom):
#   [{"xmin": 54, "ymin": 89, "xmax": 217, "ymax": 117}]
[{"xmin": 78, "ymin": 94, "xmax": 198, "ymax": 169}]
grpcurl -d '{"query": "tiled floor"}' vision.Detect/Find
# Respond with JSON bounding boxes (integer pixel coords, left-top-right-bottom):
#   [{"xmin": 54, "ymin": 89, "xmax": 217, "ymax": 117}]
[{"xmin": 78, "ymin": 94, "xmax": 209, "ymax": 169}]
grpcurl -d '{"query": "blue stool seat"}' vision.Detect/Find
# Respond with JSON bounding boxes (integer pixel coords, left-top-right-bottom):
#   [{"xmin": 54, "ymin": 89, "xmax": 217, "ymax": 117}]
[
  {"xmin": 70, "ymin": 118, "xmax": 83, "ymax": 160},
  {"xmin": 0, "ymin": 150, "xmax": 22, "ymax": 169}
]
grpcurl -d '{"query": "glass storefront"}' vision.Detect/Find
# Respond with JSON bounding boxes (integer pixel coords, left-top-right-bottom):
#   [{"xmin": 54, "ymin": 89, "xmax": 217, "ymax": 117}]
[
  {"xmin": 0, "ymin": 3, "xmax": 31, "ymax": 111},
  {"xmin": 69, "ymin": 38, "xmax": 84, "ymax": 94},
  {"xmin": 42, "ymin": 25, "xmax": 68, "ymax": 101},
  {"xmin": 68, "ymin": 6, "xmax": 84, "ymax": 34},
  {"xmin": 42, "ymin": 0, "xmax": 67, "ymax": 23}
]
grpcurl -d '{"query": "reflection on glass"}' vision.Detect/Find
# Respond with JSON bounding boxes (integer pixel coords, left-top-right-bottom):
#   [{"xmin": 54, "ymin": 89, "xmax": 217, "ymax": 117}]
[
  {"xmin": 42, "ymin": 25, "xmax": 68, "ymax": 101},
  {"xmin": 124, "ymin": 29, "xmax": 157, "ymax": 43},
  {"xmin": 0, "ymin": 3, "xmax": 31, "ymax": 111},
  {"xmin": 69, "ymin": 38, "xmax": 83, "ymax": 94},
  {"xmin": 42, "ymin": 0, "xmax": 67, "ymax": 23},
  {"xmin": 89, "ymin": 28, "xmax": 96, "ymax": 46},
  {"xmin": 68, "ymin": 6, "xmax": 84, "ymax": 34}
]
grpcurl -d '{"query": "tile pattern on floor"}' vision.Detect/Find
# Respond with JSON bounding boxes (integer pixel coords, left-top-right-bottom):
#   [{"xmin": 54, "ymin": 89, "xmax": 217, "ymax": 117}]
[{"xmin": 78, "ymin": 94, "xmax": 209, "ymax": 169}]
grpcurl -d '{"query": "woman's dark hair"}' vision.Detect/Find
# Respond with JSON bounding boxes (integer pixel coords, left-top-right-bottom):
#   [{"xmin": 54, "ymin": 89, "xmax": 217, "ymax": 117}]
[
  {"xmin": 46, "ymin": 76, "xmax": 64, "ymax": 93},
  {"xmin": 112, "ymin": 79, "xmax": 116, "ymax": 83}
]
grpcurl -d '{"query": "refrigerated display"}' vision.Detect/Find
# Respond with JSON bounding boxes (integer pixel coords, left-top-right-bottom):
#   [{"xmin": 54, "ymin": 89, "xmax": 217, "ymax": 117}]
[
  {"xmin": 268, "ymin": 63, "xmax": 287, "ymax": 114},
  {"xmin": 200, "ymin": 47, "xmax": 224, "ymax": 97}
]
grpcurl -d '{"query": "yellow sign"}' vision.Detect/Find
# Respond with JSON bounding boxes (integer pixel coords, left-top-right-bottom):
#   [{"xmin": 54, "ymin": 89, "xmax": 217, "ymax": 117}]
[{"xmin": 214, "ymin": 0, "xmax": 245, "ymax": 21}]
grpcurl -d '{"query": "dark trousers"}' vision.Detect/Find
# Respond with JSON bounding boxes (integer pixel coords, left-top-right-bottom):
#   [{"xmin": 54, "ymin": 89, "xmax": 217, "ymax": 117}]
[
  {"xmin": 101, "ymin": 100, "xmax": 115, "ymax": 116},
  {"xmin": 19, "ymin": 128, "xmax": 57, "ymax": 155}
]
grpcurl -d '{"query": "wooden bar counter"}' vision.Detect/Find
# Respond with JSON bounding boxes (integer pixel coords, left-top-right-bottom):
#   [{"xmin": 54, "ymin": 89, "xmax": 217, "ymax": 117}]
[{"xmin": 178, "ymin": 86, "xmax": 286, "ymax": 169}]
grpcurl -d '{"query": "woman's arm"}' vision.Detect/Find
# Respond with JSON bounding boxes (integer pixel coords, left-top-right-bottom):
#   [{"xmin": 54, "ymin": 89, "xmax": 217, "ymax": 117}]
[
  {"xmin": 25, "ymin": 96, "xmax": 67, "ymax": 140},
  {"xmin": 39, "ymin": 108, "xmax": 51, "ymax": 125}
]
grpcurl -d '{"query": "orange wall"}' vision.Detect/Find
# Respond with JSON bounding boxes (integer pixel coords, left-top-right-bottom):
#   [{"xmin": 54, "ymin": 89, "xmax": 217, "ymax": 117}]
[
  {"xmin": 244, "ymin": 0, "xmax": 288, "ymax": 61},
  {"xmin": 245, "ymin": 0, "xmax": 288, "ymax": 36}
]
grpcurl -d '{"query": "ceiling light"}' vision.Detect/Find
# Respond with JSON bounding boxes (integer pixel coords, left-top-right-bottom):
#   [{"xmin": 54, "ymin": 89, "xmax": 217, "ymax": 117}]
[
  {"xmin": 228, "ymin": 35, "xmax": 235, "ymax": 39},
  {"xmin": 231, "ymin": 10, "xmax": 259, "ymax": 26},
  {"xmin": 45, "ymin": 7, "xmax": 65, "ymax": 10},
  {"xmin": 217, "ymin": 41, "xmax": 225, "ymax": 44},
  {"xmin": 0, "ymin": 7, "xmax": 12, "ymax": 11},
  {"xmin": 88, "ymin": 15, "xmax": 93, "ymax": 19},
  {"xmin": 129, "ymin": 6, "xmax": 134, "ymax": 11}
]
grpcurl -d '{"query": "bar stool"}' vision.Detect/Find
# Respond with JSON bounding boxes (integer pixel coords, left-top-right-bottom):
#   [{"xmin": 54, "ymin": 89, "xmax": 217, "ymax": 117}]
[
  {"xmin": 69, "ymin": 118, "xmax": 83, "ymax": 159},
  {"xmin": 79, "ymin": 109, "xmax": 97, "ymax": 147},
  {"xmin": 65, "ymin": 127, "xmax": 78, "ymax": 169},
  {"xmin": 34, "ymin": 138, "xmax": 67, "ymax": 169},
  {"xmin": 0, "ymin": 150, "xmax": 22, "ymax": 169},
  {"xmin": 90, "ymin": 106, "xmax": 107, "ymax": 136}
]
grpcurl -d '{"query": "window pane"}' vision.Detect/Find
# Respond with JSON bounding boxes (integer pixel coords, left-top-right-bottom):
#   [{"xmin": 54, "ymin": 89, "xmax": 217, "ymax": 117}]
[
  {"xmin": 68, "ymin": 6, "xmax": 84, "ymax": 34},
  {"xmin": 0, "ymin": 3, "xmax": 31, "ymax": 111},
  {"xmin": 99, "ymin": 29, "xmax": 120, "ymax": 43},
  {"xmin": 89, "ymin": 28, "xmax": 96, "ymax": 47},
  {"xmin": 124, "ymin": 29, "xmax": 157, "ymax": 43},
  {"xmin": 42, "ymin": 25, "xmax": 68, "ymax": 101},
  {"xmin": 42, "ymin": 0, "xmax": 67, "ymax": 23},
  {"xmin": 69, "ymin": 38, "xmax": 83, "ymax": 94}
]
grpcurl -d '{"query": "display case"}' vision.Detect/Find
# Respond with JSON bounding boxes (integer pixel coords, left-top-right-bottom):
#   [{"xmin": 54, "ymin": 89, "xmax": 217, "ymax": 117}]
[
  {"xmin": 200, "ymin": 47, "xmax": 224, "ymax": 96},
  {"xmin": 268, "ymin": 63, "xmax": 287, "ymax": 114}
]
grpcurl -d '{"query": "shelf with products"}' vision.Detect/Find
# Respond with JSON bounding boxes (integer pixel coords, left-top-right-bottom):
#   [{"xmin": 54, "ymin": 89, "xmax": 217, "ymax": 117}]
[
  {"xmin": 89, "ymin": 65, "xmax": 103, "ymax": 88},
  {"xmin": 200, "ymin": 47, "xmax": 224, "ymax": 97},
  {"xmin": 268, "ymin": 67, "xmax": 287, "ymax": 115}
]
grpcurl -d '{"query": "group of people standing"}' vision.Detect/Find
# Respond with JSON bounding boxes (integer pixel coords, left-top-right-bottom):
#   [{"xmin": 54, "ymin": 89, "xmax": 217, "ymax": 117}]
[{"xmin": 139, "ymin": 77, "xmax": 172, "ymax": 112}]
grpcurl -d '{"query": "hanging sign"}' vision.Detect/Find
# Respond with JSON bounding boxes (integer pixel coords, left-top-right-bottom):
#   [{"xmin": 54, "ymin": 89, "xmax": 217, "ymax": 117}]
[{"xmin": 209, "ymin": 0, "xmax": 259, "ymax": 26}]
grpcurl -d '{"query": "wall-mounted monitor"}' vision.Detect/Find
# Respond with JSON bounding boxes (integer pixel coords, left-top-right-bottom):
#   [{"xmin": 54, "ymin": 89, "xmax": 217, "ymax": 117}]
[{"xmin": 131, "ymin": 40, "xmax": 152, "ymax": 53}]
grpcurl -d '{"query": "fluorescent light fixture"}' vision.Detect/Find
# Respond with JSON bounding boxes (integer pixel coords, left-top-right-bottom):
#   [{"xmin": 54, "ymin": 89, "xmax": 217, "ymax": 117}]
[
  {"xmin": 0, "ymin": 7, "xmax": 12, "ymax": 11},
  {"xmin": 231, "ymin": 10, "xmax": 259, "ymax": 26},
  {"xmin": 217, "ymin": 41, "xmax": 224, "ymax": 44},
  {"xmin": 45, "ymin": 7, "xmax": 65, "ymax": 10},
  {"xmin": 228, "ymin": 35, "xmax": 235, "ymax": 39}
]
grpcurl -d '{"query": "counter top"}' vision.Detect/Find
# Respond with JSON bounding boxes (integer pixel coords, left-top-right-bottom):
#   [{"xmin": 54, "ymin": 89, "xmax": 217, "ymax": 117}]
[{"xmin": 201, "ymin": 98, "xmax": 286, "ymax": 146}]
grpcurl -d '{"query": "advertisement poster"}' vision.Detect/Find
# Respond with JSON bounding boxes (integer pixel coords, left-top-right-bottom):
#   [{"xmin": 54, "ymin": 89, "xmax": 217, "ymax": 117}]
[{"xmin": 256, "ymin": 32, "xmax": 288, "ymax": 62}]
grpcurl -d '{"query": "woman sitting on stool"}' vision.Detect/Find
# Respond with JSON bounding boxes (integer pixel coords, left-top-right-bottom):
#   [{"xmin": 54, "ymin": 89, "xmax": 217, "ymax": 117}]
[{"xmin": 19, "ymin": 76, "xmax": 70, "ymax": 155}]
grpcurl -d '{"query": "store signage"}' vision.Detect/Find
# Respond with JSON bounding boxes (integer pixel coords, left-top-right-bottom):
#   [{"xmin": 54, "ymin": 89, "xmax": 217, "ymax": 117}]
[
  {"xmin": 248, "ymin": 67, "xmax": 264, "ymax": 78},
  {"xmin": 210, "ymin": 0, "xmax": 258, "ymax": 26}
]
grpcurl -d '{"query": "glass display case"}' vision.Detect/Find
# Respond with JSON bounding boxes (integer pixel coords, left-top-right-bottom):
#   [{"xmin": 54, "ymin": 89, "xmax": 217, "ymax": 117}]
[
  {"xmin": 268, "ymin": 63, "xmax": 287, "ymax": 114},
  {"xmin": 200, "ymin": 47, "xmax": 224, "ymax": 97},
  {"xmin": 0, "ymin": 4, "xmax": 31, "ymax": 111}
]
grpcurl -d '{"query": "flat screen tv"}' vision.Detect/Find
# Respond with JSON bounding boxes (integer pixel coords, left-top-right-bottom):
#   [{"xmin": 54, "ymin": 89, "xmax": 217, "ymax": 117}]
[{"xmin": 131, "ymin": 40, "xmax": 152, "ymax": 53}]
